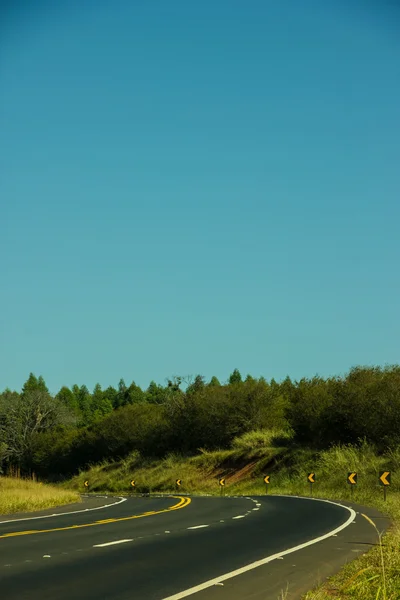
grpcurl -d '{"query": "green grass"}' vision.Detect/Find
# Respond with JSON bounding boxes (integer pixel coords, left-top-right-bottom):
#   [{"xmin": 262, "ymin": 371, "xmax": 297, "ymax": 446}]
[
  {"xmin": 66, "ymin": 429, "xmax": 291, "ymax": 494},
  {"xmin": 0, "ymin": 476, "xmax": 81, "ymax": 514},
  {"xmin": 65, "ymin": 432, "xmax": 400, "ymax": 599}
]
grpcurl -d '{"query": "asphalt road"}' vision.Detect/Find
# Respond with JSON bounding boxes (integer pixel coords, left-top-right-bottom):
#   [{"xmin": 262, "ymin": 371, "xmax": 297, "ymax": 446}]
[{"xmin": 0, "ymin": 493, "xmax": 391, "ymax": 600}]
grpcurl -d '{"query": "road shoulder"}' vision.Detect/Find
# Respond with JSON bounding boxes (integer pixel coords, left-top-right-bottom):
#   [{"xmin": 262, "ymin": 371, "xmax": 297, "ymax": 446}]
[{"xmin": 0, "ymin": 494, "xmax": 124, "ymax": 523}]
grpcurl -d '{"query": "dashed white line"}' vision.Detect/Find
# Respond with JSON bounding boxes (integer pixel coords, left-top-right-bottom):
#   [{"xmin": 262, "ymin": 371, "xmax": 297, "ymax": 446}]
[
  {"xmin": 94, "ymin": 539, "xmax": 133, "ymax": 548},
  {"xmin": 232, "ymin": 515, "xmax": 246, "ymax": 519},
  {"xmin": 162, "ymin": 498, "xmax": 357, "ymax": 600},
  {"xmin": 187, "ymin": 525, "xmax": 209, "ymax": 530}
]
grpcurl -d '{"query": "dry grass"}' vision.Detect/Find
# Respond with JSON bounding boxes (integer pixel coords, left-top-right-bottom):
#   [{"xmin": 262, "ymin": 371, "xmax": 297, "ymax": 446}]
[{"xmin": 0, "ymin": 476, "xmax": 81, "ymax": 515}]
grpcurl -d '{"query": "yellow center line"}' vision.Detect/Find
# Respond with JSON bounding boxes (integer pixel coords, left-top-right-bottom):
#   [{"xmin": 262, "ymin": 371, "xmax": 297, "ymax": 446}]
[{"xmin": 0, "ymin": 496, "xmax": 191, "ymax": 540}]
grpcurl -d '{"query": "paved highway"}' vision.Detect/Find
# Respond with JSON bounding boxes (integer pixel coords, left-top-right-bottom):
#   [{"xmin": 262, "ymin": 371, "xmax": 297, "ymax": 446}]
[{"xmin": 0, "ymin": 493, "xmax": 390, "ymax": 600}]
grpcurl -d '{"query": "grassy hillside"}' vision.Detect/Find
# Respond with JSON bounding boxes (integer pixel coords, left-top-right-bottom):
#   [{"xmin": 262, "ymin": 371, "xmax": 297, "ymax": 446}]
[
  {"xmin": 67, "ymin": 430, "xmax": 400, "ymax": 599},
  {"xmin": 0, "ymin": 477, "xmax": 81, "ymax": 515},
  {"xmin": 67, "ymin": 430, "xmax": 399, "ymax": 499}
]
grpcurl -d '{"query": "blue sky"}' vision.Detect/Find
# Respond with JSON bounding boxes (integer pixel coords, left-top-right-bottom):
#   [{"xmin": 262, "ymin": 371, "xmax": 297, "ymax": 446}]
[{"xmin": 1, "ymin": 0, "xmax": 400, "ymax": 394}]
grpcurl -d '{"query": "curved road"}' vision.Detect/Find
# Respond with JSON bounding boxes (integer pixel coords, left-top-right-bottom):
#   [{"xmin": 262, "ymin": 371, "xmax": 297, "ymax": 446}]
[{"xmin": 0, "ymin": 494, "xmax": 390, "ymax": 600}]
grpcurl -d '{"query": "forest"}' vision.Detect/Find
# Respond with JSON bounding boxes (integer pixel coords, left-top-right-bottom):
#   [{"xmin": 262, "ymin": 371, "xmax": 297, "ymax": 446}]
[{"xmin": 1, "ymin": 366, "xmax": 399, "ymax": 480}]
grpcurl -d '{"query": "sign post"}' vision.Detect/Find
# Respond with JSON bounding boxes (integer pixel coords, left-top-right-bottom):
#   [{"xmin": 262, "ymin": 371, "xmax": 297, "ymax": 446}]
[
  {"xmin": 219, "ymin": 478, "xmax": 225, "ymax": 496},
  {"xmin": 347, "ymin": 472, "xmax": 357, "ymax": 498},
  {"xmin": 84, "ymin": 480, "xmax": 89, "ymax": 490},
  {"xmin": 175, "ymin": 479, "xmax": 182, "ymax": 492},
  {"xmin": 130, "ymin": 480, "xmax": 135, "ymax": 491},
  {"xmin": 379, "ymin": 471, "xmax": 391, "ymax": 501},
  {"xmin": 307, "ymin": 473, "xmax": 315, "ymax": 496},
  {"xmin": 263, "ymin": 475, "xmax": 270, "ymax": 494}
]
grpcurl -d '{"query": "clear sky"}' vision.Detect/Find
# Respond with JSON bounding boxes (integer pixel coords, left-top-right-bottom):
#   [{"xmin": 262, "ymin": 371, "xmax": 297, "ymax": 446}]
[{"xmin": 1, "ymin": 0, "xmax": 400, "ymax": 394}]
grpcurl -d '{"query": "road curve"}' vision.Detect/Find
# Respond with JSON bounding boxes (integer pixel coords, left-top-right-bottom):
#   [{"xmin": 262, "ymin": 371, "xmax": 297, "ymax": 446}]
[{"xmin": 0, "ymin": 494, "xmax": 390, "ymax": 600}]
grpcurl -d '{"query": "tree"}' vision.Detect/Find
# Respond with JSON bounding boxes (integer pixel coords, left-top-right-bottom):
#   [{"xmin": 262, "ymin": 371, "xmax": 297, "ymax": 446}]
[
  {"xmin": 22, "ymin": 373, "xmax": 49, "ymax": 396},
  {"xmin": 208, "ymin": 376, "xmax": 221, "ymax": 387},
  {"xmin": 229, "ymin": 369, "xmax": 242, "ymax": 384},
  {"xmin": 115, "ymin": 378, "xmax": 128, "ymax": 408},
  {"xmin": 186, "ymin": 375, "xmax": 205, "ymax": 395},
  {"xmin": 0, "ymin": 386, "xmax": 72, "ymax": 471},
  {"xmin": 126, "ymin": 381, "xmax": 145, "ymax": 404},
  {"xmin": 103, "ymin": 386, "xmax": 118, "ymax": 408},
  {"xmin": 146, "ymin": 381, "xmax": 168, "ymax": 404},
  {"xmin": 56, "ymin": 386, "xmax": 79, "ymax": 414}
]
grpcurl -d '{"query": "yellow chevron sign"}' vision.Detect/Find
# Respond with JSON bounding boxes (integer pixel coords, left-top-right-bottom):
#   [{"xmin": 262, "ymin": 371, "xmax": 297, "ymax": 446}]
[
  {"xmin": 84, "ymin": 481, "xmax": 89, "ymax": 488},
  {"xmin": 347, "ymin": 472, "xmax": 357, "ymax": 485},
  {"xmin": 176, "ymin": 479, "xmax": 182, "ymax": 487},
  {"xmin": 219, "ymin": 478, "xmax": 225, "ymax": 487},
  {"xmin": 263, "ymin": 475, "xmax": 270, "ymax": 484},
  {"xmin": 130, "ymin": 480, "xmax": 135, "ymax": 487},
  {"xmin": 379, "ymin": 471, "xmax": 391, "ymax": 486},
  {"xmin": 307, "ymin": 473, "xmax": 315, "ymax": 484}
]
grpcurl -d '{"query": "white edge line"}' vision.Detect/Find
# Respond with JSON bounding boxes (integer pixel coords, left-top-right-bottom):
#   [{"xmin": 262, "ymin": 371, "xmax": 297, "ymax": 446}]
[
  {"xmin": 161, "ymin": 496, "xmax": 356, "ymax": 600},
  {"xmin": 93, "ymin": 538, "xmax": 133, "ymax": 548},
  {"xmin": 0, "ymin": 497, "xmax": 127, "ymax": 525},
  {"xmin": 187, "ymin": 525, "xmax": 209, "ymax": 530}
]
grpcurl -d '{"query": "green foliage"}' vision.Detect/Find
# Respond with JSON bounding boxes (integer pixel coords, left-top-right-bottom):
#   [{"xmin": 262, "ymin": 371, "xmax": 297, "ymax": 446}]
[
  {"xmin": 3, "ymin": 365, "xmax": 400, "ymax": 480},
  {"xmin": 285, "ymin": 366, "xmax": 400, "ymax": 451},
  {"xmin": 186, "ymin": 375, "xmax": 205, "ymax": 395},
  {"xmin": 21, "ymin": 373, "xmax": 49, "ymax": 396},
  {"xmin": 232, "ymin": 428, "xmax": 295, "ymax": 453},
  {"xmin": 56, "ymin": 386, "xmax": 79, "ymax": 414},
  {"xmin": 0, "ymin": 379, "xmax": 73, "ymax": 474},
  {"xmin": 146, "ymin": 381, "xmax": 168, "ymax": 404},
  {"xmin": 229, "ymin": 368, "xmax": 242, "ymax": 384},
  {"xmin": 126, "ymin": 381, "xmax": 145, "ymax": 404}
]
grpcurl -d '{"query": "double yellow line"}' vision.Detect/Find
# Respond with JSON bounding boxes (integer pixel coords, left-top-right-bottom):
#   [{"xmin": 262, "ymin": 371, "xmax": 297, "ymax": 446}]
[{"xmin": 0, "ymin": 496, "xmax": 191, "ymax": 540}]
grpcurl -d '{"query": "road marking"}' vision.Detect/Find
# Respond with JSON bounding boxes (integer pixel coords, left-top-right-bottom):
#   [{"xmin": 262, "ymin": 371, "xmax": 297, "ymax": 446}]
[
  {"xmin": 187, "ymin": 525, "xmax": 209, "ymax": 530},
  {"xmin": 94, "ymin": 539, "xmax": 133, "ymax": 547},
  {"xmin": 252, "ymin": 508, "xmax": 259, "ymax": 511},
  {"xmin": 232, "ymin": 515, "xmax": 245, "ymax": 519},
  {"xmin": 0, "ymin": 497, "xmax": 191, "ymax": 540},
  {"xmin": 0, "ymin": 497, "xmax": 128, "ymax": 525},
  {"xmin": 162, "ymin": 497, "xmax": 356, "ymax": 600}
]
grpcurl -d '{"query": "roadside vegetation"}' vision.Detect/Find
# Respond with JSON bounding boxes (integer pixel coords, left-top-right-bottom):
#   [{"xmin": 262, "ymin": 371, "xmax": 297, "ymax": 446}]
[
  {"xmin": 1, "ymin": 365, "xmax": 400, "ymax": 597},
  {"xmin": 0, "ymin": 477, "xmax": 80, "ymax": 515}
]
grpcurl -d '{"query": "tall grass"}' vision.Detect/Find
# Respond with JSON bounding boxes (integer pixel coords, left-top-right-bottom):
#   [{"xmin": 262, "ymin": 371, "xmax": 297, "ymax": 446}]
[{"xmin": 0, "ymin": 476, "xmax": 81, "ymax": 515}]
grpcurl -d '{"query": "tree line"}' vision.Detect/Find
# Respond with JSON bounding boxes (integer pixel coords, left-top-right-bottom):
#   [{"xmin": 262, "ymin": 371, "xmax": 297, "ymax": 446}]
[{"xmin": 1, "ymin": 366, "xmax": 399, "ymax": 480}]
